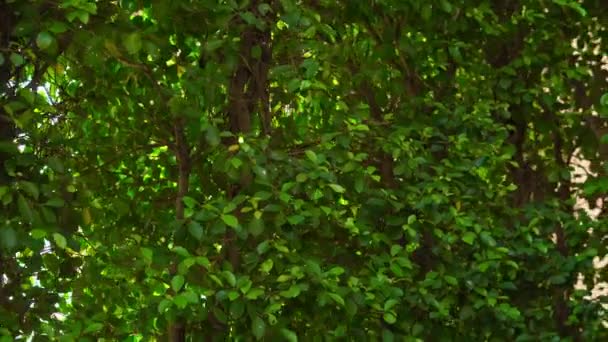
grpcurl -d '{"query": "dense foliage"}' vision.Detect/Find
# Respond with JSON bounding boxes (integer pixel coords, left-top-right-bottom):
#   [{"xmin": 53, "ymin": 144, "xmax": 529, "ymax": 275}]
[{"xmin": 1, "ymin": 0, "xmax": 608, "ymax": 340}]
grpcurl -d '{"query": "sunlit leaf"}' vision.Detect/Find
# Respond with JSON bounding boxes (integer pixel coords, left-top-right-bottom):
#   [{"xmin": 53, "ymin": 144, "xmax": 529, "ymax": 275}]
[
  {"xmin": 222, "ymin": 214, "xmax": 239, "ymax": 228},
  {"xmin": 53, "ymin": 232, "xmax": 67, "ymax": 249}
]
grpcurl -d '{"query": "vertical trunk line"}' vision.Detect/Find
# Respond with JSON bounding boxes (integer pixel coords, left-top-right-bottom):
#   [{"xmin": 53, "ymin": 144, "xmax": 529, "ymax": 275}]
[
  {"xmin": 551, "ymin": 124, "xmax": 581, "ymax": 341},
  {"xmin": 223, "ymin": 0, "xmax": 272, "ymax": 271},
  {"xmin": 174, "ymin": 118, "xmax": 191, "ymax": 221},
  {"xmin": 208, "ymin": 1, "xmax": 272, "ymax": 338},
  {"xmin": 169, "ymin": 118, "xmax": 190, "ymax": 342},
  {"xmin": 360, "ymin": 82, "xmax": 395, "ymax": 189}
]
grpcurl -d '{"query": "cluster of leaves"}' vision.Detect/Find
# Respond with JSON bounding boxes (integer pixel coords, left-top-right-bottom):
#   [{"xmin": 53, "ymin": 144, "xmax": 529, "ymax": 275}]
[{"xmin": 1, "ymin": 0, "xmax": 607, "ymax": 341}]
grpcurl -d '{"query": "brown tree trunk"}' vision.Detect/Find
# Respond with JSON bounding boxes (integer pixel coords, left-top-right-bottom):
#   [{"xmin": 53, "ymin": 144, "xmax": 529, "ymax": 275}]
[
  {"xmin": 206, "ymin": 1, "xmax": 272, "ymax": 339},
  {"xmin": 168, "ymin": 118, "xmax": 190, "ymax": 342}
]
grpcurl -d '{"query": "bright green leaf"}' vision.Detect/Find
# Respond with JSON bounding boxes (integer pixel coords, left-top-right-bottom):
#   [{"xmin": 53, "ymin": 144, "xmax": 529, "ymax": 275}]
[
  {"xmin": 31, "ymin": 229, "xmax": 46, "ymax": 239},
  {"xmin": 246, "ymin": 288, "xmax": 265, "ymax": 300},
  {"xmin": 328, "ymin": 183, "xmax": 345, "ymax": 193},
  {"xmin": 260, "ymin": 259, "xmax": 274, "ymax": 273},
  {"xmin": 53, "ymin": 232, "xmax": 67, "ymax": 249},
  {"xmin": 281, "ymin": 328, "xmax": 298, "ymax": 342},
  {"xmin": 462, "ymin": 231, "xmax": 477, "ymax": 245},
  {"xmin": 171, "ymin": 275, "xmax": 185, "ymax": 292},
  {"xmin": 383, "ymin": 312, "xmax": 397, "ymax": 324},
  {"xmin": 280, "ymin": 284, "xmax": 301, "ymax": 298},
  {"xmin": 222, "ymin": 214, "xmax": 239, "ymax": 228},
  {"xmin": 328, "ymin": 292, "xmax": 345, "ymax": 306}
]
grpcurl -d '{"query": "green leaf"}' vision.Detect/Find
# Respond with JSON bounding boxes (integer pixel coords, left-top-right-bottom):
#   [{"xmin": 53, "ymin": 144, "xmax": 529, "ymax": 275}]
[
  {"xmin": 601, "ymin": 93, "xmax": 608, "ymax": 107},
  {"xmin": 440, "ymin": 0, "xmax": 453, "ymax": 13},
  {"xmin": 354, "ymin": 178, "xmax": 364, "ymax": 193},
  {"xmin": 240, "ymin": 11, "xmax": 259, "ymax": 26},
  {"xmin": 252, "ymin": 316, "xmax": 266, "ymax": 340},
  {"xmin": 249, "ymin": 217, "xmax": 264, "ymax": 236},
  {"xmin": 382, "ymin": 328, "xmax": 395, "ymax": 342},
  {"xmin": 183, "ymin": 290, "xmax": 199, "ymax": 304},
  {"xmin": 384, "ymin": 299, "xmax": 398, "ymax": 311},
  {"xmin": 19, "ymin": 181, "xmax": 39, "ymax": 200},
  {"xmin": 281, "ymin": 328, "xmax": 298, "ymax": 342},
  {"xmin": 17, "ymin": 194, "xmax": 34, "ymax": 223},
  {"xmin": 222, "ymin": 214, "xmax": 239, "ymax": 228},
  {"xmin": 36, "ymin": 31, "xmax": 55, "ymax": 50},
  {"xmin": 223, "ymin": 270, "xmax": 237, "ymax": 287},
  {"xmin": 462, "ymin": 231, "xmax": 477, "ymax": 245},
  {"xmin": 295, "ymin": 173, "xmax": 308, "ymax": 182},
  {"xmin": 123, "ymin": 33, "xmax": 142, "ymax": 54},
  {"xmin": 258, "ymin": 3, "xmax": 273, "ymax": 15},
  {"xmin": 246, "ymin": 288, "xmax": 265, "ymax": 300},
  {"xmin": 287, "ymin": 214, "xmax": 305, "ymax": 225},
  {"xmin": 48, "ymin": 21, "xmax": 69, "ymax": 34},
  {"xmin": 171, "ymin": 275, "xmax": 185, "ymax": 292},
  {"xmin": 173, "ymin": 294, "xmax": 189, "ymax": 309},
  {"xmin": 221, "ymin": 202, "xmax": 238, "ymax": 218},
  {"xmin": 444, "ymin": 275, "xmax": 458, "ymax": 286},
  {"xmin": 10, "ymin": 53, "xmax": 25, "ymax": 66},
  {"xmin": 66, "ymin": 10, "xmax": 90, "ymax": 24},
  {"xmin": 178, "ymin": 258, "xmax": 195, "ymax": 276},
  {"xmin": 280, "ymin": 284, "xmax": 301, "ymax": 298},
  {"xmin": 277, "ymin": 274, "xmax": 291, "ymax": 282},
  {"xmin": 206, "ymin": 126, "xmax": 221, "ymax": 146},
  {"xmin": 389, "ymin": 262, "xmax": 403, "ymax": 277},
  {"xmin": 230, "ymin": 300, "xmax": 244, "ymax": 318},
  {"xmin": 141, "ymin": 247, "xmax": 153, "ymax": 264},
  {"xmin": 480, "ymin": 231, "xmax": 496, "ymax": 247},
  {"xmin": 44, "ymin": 198, "xmax": 65, "ymax": 207},
  {"xmin": 53, "ymin": 232, "xmax": 67, "ymax": 249},
  {"xmin": 0, "ymin": 228, "xmax": 17, "ymax": 250},
  {"xmin": 257, "ymin": 240, "xmax": 270, "ymax": 254},
  {"xmin": 195, "ymin": 256, "xmax": 211, "ymax": 269},
  {"xmin": 383, "ymin": 312, "xmax": 397, "ymax": 324},
  {"xmin": 327, "ymin": 266, "xmax": 345, "ymax": 276},
  {"xmin": 172, "ymin": 246, "xmax": 191, "ymax": 257},
  {"xmin": 328, "ymin": 183, "xmax": 345, "ymax": 193},
  {"xmin": 390, "ymin": 244, "xmax": 402, "ymax": 256},
  {"xmin": 83, "ymin": 322, "xmax": 103, "ymax": 334},
  {"xmin": 188, "ymin": 221, "xmax": 204, "ymax": 240},
  {"xmin": 227, "ymin": 290, "xmax": 240, "ymax": 301},
  {"xmin": 328, "ymin": 292, "xmax": 345, "ymax": 306},
  {"xmin": 238, "ymin": 277, "xmax": 253, "ymax": 294},
  {"xmin": 31, "ymin": 229, "xmax": 47, "ymax": 239},
  {"xmin": 158, "ymin": 299, "xmax": 172, "ymax": 313},
  {"xmin": 412, "ymin": 322, "xmax": 424, "ymax": 336},
  {"xmin": 182, "ymin": 196, "xmax": 197, "ymax": 208},
  {"xmin": 260, "ymin": 259, "xmax": 274, "ymax": 273},
  {"xmin": 304, "ymin": 150, "xmax": 317, "ymax": 163},
  {"xmin": 552, "ymin": 0, "xmax": 587, "ymax": 16}
]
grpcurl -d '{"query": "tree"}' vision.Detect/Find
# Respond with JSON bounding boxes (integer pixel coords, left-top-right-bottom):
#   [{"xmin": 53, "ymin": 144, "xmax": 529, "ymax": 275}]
[{"xmin": 1, "ymin": 0, "xmax": 607, "ymax": 341}]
